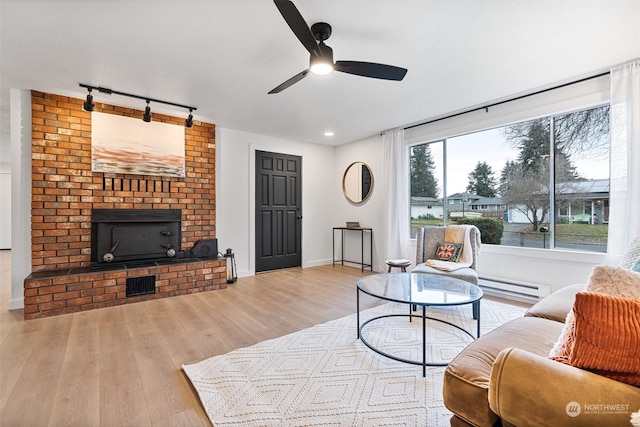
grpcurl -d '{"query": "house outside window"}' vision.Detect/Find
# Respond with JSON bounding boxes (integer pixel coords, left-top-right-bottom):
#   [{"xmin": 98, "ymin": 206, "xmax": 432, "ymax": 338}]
[{"xmin": 409, "ymin": 105, "xmax": 610, "ymax": 252}]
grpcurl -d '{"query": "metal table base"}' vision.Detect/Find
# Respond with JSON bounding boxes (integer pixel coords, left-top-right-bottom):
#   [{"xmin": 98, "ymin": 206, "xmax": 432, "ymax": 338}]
[{"xmin": 357, "ymin": 288, "xmax": 480, "ymax": 377}]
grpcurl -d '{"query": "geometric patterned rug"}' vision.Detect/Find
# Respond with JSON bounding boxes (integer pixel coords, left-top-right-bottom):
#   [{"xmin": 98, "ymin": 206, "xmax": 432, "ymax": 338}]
[{"xmin": 182, "ymin": 299, "xmax": 526, "ymax": 426}]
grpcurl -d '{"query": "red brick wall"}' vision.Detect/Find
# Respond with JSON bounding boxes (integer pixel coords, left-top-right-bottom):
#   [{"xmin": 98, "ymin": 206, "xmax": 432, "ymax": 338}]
[
  {"xmin": 24, "ymin": 91, "xmax": 226, "ymax": 319},
  {"xmin": 30, "ymin": 91, "xmax": 217, "ymax": 272}
]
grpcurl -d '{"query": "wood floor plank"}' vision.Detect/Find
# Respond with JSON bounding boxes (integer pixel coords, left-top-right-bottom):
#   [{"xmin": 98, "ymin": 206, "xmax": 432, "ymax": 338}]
[
  {"xmin": 98, "ymin": 343, "xmax": 152, "ymax": 426},
  {"xmin": 90, "ymin": 301, "xmax": 154, "ymax": 426},
  {"xmin": 0, "ymin": 330, "xmax": 37, "ymax": 412},
  {"xmin": 0, "ymin": 316, "xmax": 72, "ymax": 426},
  {"xmin": 47, "ymin": 314, "xmax": 100, "ymax": 427},
  {"xmin": 144, "ymin": 297, "xmax": 207, "ymax": 366},
  {"xmin": 152, "ymin": 406, "xmax": 209, "ymax": 427},
  {"xmin": 130, "ymin": 331, "xmax": 193, "ymax": 424}
]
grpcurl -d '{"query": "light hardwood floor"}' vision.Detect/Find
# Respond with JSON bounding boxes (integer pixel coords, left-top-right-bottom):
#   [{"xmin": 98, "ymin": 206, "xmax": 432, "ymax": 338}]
[
  {"xmin": 0, "ymin": 251, "xmax": 386, "ymax": 426},
  {"xmin": 0, "ymin": 251, "xmax": 530, "ymax": 426}
]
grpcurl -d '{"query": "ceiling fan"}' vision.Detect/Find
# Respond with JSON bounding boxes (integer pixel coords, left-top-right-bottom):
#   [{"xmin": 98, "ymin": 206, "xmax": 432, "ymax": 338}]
[{"xmin": 268, "ymin": 0, "xmax": 408, "ymax": 94}]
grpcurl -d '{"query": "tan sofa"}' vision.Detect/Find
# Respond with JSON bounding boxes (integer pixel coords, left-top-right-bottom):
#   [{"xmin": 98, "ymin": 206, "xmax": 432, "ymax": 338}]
[{"xmin": 443, "ymin": 282, "xmax": 640, "ymax": 427}]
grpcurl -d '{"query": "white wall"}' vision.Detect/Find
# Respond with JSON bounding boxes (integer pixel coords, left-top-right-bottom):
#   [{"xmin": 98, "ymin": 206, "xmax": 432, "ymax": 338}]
[
  {"xmin": 0, "ymin": 172, "xmax": 10, "ymax": 249},
  {"xmin": 333, "ymin": 135, "xmax": 386, "ymax": 272},
  {"xmin": 216, "ymin": 127, "xmax": 336, "ymax": 277},
  {"xmin": 9, "ymin": 89, "xmax": 31, "ymax": 309}
]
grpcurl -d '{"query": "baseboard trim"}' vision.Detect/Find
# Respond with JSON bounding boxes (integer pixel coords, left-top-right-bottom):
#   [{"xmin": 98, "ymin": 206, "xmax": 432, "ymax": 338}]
[{"xmin": 7, "ymin": 298, "xmax": 24, "ymax": 310}]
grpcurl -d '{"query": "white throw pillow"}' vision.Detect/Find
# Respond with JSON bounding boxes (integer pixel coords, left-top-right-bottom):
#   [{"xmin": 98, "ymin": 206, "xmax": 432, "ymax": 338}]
[
  {"xmin": 548, "ymin": 265, "xmax": 640, "ymax": 358},
  {"xmin": 620, "ymin": 237, "xmax": 640, "ymax": 269}
]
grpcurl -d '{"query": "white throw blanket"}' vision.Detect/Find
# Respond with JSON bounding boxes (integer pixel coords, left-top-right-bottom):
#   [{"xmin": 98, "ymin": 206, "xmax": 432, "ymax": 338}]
[{"xmin": 425, "ymin": 225, "xmax": 480, "ymax": 271}]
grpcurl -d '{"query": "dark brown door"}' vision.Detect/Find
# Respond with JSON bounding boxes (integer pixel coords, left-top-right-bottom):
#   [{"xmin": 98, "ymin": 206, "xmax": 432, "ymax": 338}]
[{"xmin": 255, "ymin": 151, "xmax": 302, "ymax": 272}]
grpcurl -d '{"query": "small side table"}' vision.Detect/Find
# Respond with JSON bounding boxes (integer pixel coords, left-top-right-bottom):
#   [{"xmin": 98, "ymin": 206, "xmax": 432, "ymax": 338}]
[
  {"xmin": 332, "ymin": 227, "xmax": 373, "ymax": 272},
  {"xmin": 386, "ymin": 259, "xmax": 411, "ymax": 272}
]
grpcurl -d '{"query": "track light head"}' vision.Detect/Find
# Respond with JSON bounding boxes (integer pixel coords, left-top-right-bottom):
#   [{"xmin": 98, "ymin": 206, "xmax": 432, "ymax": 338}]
[
  {"xmin": 83, "ymin": 89, "xmax": 94, "ymax": 112},
  {"xmin": 185, "ymin": 109, "xmax": 194, "ymax": 128},
  {"xmin": 142, "ymin": 101, "xmax": 152, "ymax": 122}
]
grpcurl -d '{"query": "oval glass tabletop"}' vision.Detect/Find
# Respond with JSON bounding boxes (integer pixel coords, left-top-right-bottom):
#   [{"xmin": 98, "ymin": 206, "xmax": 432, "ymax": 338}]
[{"xmin": 357, "ymin": 273, "xmax": 482, "ymax": 306}]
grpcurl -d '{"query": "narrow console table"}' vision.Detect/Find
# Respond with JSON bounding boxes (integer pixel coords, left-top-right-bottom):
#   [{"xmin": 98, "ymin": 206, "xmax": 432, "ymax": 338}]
[{"xmin": 332, "ymin": 227, "xmax": 373, "ymax": 272}]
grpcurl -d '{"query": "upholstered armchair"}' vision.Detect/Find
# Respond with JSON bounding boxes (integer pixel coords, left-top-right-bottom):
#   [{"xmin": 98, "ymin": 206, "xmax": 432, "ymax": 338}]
[
  {"xmin": 413, "ymin": 225, "xmax": 481, "ymax": 285},
  {"xmin": 413, "ymin": 225, "xmax": 482, "ymax": 317}
]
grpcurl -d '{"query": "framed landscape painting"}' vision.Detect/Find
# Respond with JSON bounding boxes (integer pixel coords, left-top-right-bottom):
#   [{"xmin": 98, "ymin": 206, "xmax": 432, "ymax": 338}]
[{"xmin": 91, "ymin": 112, "xmax": 185, "ymax": 178}]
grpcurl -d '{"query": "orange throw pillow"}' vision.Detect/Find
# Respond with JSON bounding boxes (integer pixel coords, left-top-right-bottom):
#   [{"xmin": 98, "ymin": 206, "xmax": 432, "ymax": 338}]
[{"xmin": 552, "ymin": 292, "xmax": 640, "ymax": 386}]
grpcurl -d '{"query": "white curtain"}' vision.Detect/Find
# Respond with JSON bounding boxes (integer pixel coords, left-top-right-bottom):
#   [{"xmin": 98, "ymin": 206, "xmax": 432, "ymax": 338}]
[
  {"xmin": 607, "ymin": 59, "xmax": 640, "ymax": 264},
  {"xmin": 382, "ymin": 127, "xmax": 410, "ymax": 262}
]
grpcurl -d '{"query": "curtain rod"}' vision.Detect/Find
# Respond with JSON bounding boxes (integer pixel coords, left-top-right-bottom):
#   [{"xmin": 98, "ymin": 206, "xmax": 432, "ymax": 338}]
[{"xmin": 403, "ymin": 71, "xmax": 610, "ymax": 131}]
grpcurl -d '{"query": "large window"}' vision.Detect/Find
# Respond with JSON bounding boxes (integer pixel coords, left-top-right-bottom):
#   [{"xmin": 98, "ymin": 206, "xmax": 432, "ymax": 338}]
[{"xmin": 410, "ymin": 105, "xmax": 610, "ymax": 253}]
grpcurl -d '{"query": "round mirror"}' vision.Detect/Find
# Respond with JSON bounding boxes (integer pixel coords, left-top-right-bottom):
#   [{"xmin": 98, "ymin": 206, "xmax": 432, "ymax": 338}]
[{"xmin": 342, "ymin": 162, "xmax": 374, "ymax": 204}]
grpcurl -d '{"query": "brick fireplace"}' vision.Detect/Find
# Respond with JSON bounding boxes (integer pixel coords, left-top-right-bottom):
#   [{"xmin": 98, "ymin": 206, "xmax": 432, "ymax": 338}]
[{"xmin": 23, "ymin": 91, "xmax": 227, "ymax": 319}]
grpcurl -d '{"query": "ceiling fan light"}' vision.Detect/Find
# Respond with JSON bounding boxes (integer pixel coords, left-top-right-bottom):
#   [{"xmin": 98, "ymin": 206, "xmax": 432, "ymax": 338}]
[
  {"xmin": 310, "ymin": 44, "xmax": 334, "ymax": 75},
  {"xmin": 310, "ymin": 62, "xmax": 333, "ymax": 75}
]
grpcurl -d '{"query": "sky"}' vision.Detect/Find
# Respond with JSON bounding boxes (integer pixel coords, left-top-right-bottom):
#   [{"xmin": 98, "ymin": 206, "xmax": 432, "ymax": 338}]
[{"xmin": 425, "ymin": 127, "xmax": 610, "ymax": 197}]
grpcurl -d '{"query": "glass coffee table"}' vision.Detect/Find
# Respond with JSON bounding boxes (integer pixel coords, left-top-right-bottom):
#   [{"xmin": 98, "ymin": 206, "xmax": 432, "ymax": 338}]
[{"xmin": 356, "ymin": 273, "xmax": 483, "ymax": 377}]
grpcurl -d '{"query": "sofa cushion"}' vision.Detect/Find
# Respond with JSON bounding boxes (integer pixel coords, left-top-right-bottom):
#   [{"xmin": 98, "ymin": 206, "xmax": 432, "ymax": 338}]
[
  {"xmin": 552, "ymin": 292, "xmax": 640, "ymax": 386},
  {"xmin": 620, "ymin": 236, "xmax": 640, "ymax": 269},
  {"xmin": 525, "ymin": 283, "xmax": 584, "ymax": 323},
  {"xmin": 412, "ymin": 263, "xmax": 478, "ymax": 284},
  {"xmin": 489, "ymin": 347, "xmax": 640, "ymax": 427},
  {"xmin": 549, "ymin": 265, "xmax": 640, "ymax": 358},
  {"xmin": 585, "ymin": 264, "xmax": 640, "ymax": 296},
  {"xmin": 443, "ymin": 316, "xmax": 564, "ymax": 427}
]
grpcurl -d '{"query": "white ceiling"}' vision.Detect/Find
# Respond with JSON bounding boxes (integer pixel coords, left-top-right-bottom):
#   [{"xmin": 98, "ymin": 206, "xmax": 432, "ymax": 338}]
[{"xmin": 1, "ymin": 0, "xmax": 640, "ymax": 170}]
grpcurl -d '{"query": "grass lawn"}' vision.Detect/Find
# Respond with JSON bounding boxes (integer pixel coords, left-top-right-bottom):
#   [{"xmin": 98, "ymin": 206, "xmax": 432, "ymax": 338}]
[
  {"xmin": 411, "ymin": 218, "xmax": 608, "ymax": 244},
  {"xmin": 411, "ymin": 218, "xmax": 445, "ymax": 227},
  {"xmin": 552, "ymin": 223, "xmax": 608, "ymax": 243}
]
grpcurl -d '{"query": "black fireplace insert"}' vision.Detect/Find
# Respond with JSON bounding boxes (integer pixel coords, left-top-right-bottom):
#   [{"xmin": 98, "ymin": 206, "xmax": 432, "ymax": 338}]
[{"xmin": 91, "ymin": 209, "xmax": 182, "ymax": 266}]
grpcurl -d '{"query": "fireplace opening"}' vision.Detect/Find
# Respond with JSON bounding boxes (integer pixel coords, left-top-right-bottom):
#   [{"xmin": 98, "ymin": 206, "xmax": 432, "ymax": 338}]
[{"xmin": 91, "ymin": 209, "xmax": 182, "ymax": 266}]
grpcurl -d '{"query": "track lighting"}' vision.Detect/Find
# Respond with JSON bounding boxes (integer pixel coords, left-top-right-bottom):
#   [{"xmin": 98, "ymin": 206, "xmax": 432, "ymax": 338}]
[
  {"xmin": 78, "ymin": 83, "xmax": 197, "ymax": 127},
  {"xmin": 142, "ymin": 100, "xmax": 152, "ymax": 122},
  {"xmin": 83, "ymin": 88, "xmax": 95, "ymax": 112}
]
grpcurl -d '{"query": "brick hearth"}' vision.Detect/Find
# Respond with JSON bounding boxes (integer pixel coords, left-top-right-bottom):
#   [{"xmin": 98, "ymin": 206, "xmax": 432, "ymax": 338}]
[{"xmin": 24, "ymin": 259, "xmax": 226, "ymax": 319}]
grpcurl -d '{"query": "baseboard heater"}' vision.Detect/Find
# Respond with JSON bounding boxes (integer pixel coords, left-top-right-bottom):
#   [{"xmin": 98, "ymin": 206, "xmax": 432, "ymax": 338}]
[
  {"xmin": 126, "ymin": 275, "xmax": 156, "ymax": 297},
  {"xmin": 478, "ymin": 276, "xmax": 551, "ymax": 303}
]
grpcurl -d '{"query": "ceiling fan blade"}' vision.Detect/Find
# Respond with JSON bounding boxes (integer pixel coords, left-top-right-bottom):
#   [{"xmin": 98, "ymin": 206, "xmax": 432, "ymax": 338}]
[
  {"xmin": 268, "ymin": 69, "xmax": 310, "ymax": 94},
  {"xmin": 273, "ymin": 0, "xmax": 320, "ymax": 57},
  {"xmin": 334, "ymin": 61, "xmax": 408, "ymax": 81}
]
